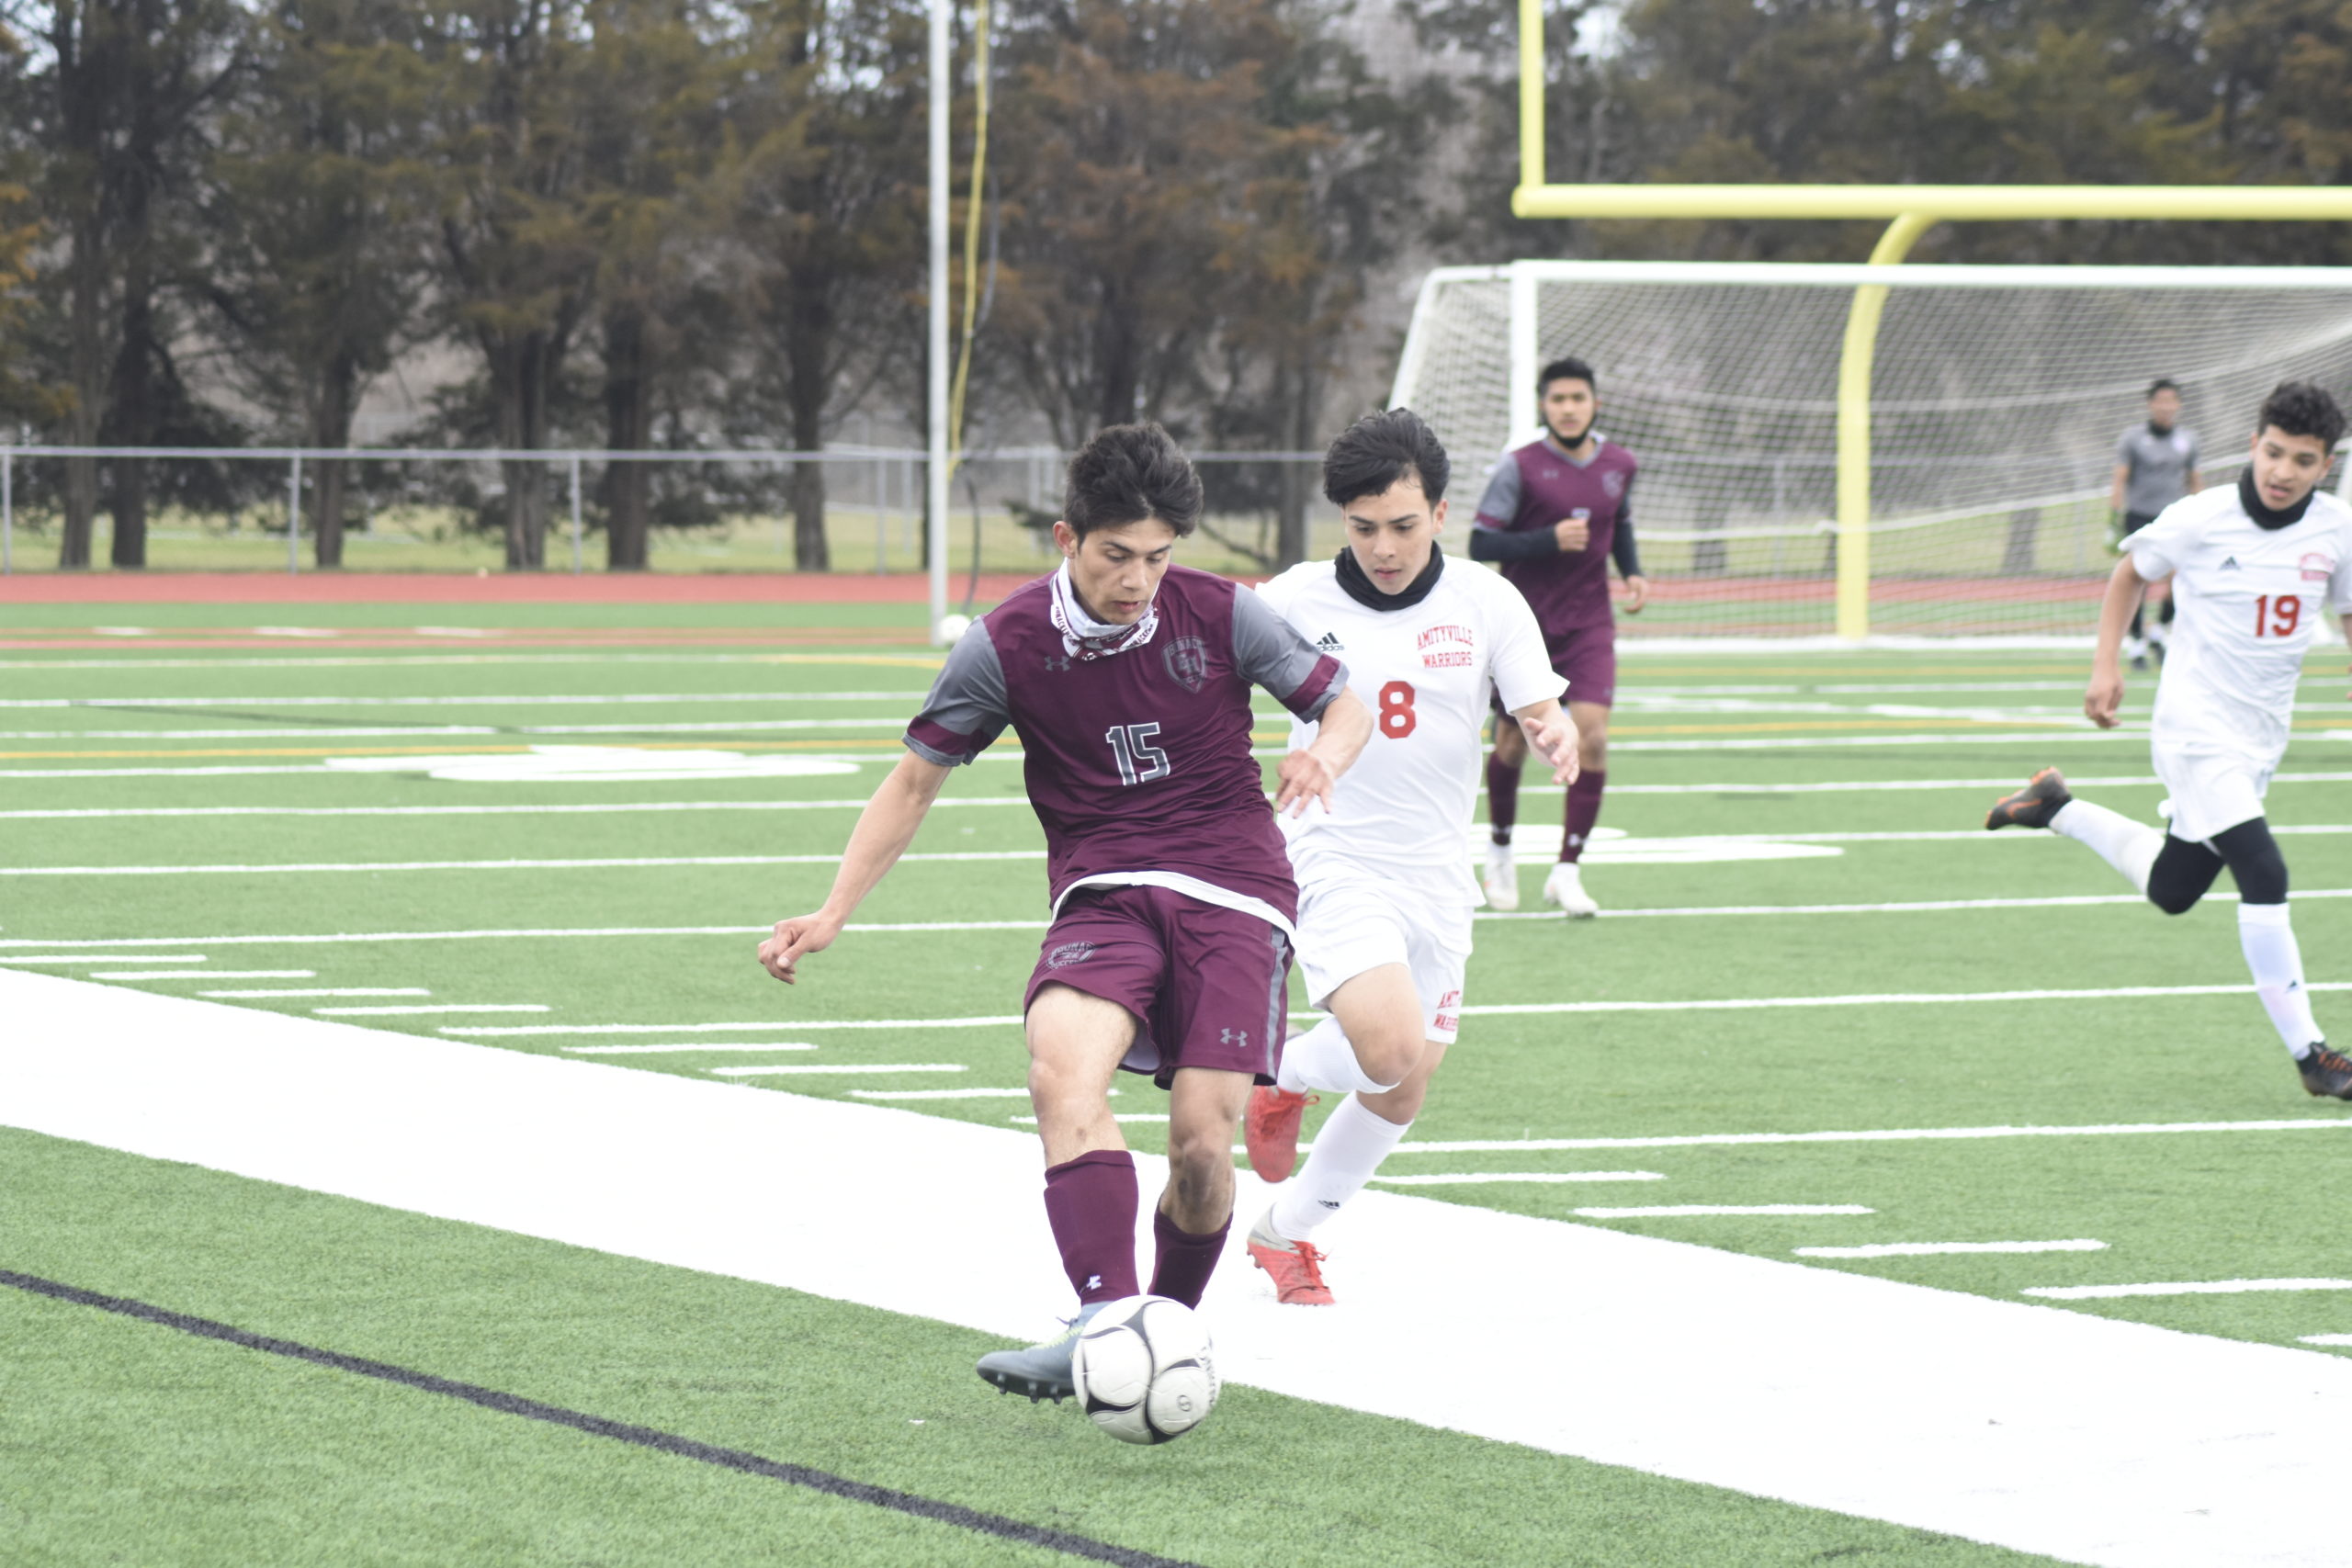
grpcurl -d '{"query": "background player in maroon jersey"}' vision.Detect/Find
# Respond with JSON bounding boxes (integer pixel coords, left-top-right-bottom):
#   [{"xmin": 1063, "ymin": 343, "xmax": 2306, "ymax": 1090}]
[
  {"xmin": 1468, "ymin": 356, "xmax": 1647, "ymax": 917},
  {"xmin": 757, "ymin": 423, "xmax": 1371, "ymax": 1405}
]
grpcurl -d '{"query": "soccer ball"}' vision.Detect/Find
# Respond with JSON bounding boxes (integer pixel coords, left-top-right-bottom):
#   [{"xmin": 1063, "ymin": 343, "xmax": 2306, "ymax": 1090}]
[
  {"xmin": 936, "ymin": 612, "xmax": 973, "ymax": 645},
  {"xmin": 1070, "ymin": 1295, "xmax": 1218, "ymax": 1445}
]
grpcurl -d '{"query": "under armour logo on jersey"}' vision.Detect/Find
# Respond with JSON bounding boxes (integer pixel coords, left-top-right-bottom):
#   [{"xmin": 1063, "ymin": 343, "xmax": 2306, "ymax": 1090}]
[
  {"xmin": 1316, "ymin": 631, "xmax": 1344, "ymax": 652},
  {"xmin": 1044, "ymin": 652, "xmax": 1075, "ymax": 671},
  {"xmin": 1085, "ymin": 1274, "xmax": 1102, "ymax": 1291},
  {"xmin": 1221, "ymin": 1028, "xmax": 1248, "ymax": 1048},
  {"xmin": 2221, "ymin": 557, "xmax": 2242, "ymax": 571}
]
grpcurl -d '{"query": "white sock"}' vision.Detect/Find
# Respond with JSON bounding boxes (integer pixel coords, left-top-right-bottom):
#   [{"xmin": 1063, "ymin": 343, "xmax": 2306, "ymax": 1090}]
[
  {"xmin": 1275, "ymin": 1015, "xmax": 1400, "ymax": 1097},
  {"xmin": 1271, "ymin": 1094, "xmax": 1410, "ymax": 1241},
  {"xmin": 2050, "ymin": 799, "xmax": 2162, "ymax": 893},
  {"xmin": 2239, "ymin": 902, "xmax": 2322, "ymax": 1059}
]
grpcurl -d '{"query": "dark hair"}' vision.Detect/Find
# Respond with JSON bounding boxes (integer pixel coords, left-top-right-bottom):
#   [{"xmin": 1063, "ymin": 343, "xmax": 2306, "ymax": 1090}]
[
  {"xmin": 1322, "ymin": 408, "xmax": 1451, "ymax": 508},
  {"xmin": 1062, "ymin": 423, "xmax": 1204, "ymax": 539},
  {"xmin": 2146, "ymin": 378, "xmax": 2180, "ymax": 400},
  {"xmin": 2256, "ymin": 381, "xmax": 2348, "ymax": 451},
  {"xmin": 1539, "ymin": 357, "xmax": 1597, "ymax": 395}
]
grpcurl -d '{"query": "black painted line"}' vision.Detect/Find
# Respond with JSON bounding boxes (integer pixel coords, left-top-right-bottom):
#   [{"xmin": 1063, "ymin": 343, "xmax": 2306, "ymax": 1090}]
[{"xmin": 2, "ymin": 1268, "xmax": 1202, "ymax": 1568}]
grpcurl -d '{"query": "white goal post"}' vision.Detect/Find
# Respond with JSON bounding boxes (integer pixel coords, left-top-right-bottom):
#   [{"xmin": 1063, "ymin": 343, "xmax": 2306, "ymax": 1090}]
[{"xmin": 1392, "ymin": 261, "xmax": 2352, "ymax": 642}]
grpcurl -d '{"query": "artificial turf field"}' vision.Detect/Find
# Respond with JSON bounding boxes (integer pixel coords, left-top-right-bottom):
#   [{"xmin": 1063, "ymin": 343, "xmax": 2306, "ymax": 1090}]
[{"xmin": 5, "ymin": 595, "xmax": 2351, "ymax": 1567}]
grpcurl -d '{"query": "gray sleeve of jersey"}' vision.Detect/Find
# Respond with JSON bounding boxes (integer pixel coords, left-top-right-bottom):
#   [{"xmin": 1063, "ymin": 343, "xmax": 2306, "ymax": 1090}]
[
  {"xmin": 903, "ymin": 621, "xmax": 1012, "ymax": 766},
  {"xmin": 2115, "ymin": 428, "xmax": 2136, "ymax": 468},
  {"xmin": 1230, "ymin": 585, "xmax": 1345, "ymax": 720},
  {"xmin": 1473, "ymin": 457, "xmax": 1522, "ymax": 527}
]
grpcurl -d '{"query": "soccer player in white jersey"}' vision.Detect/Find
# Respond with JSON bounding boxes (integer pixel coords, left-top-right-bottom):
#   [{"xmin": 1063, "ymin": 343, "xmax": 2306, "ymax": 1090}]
[
  {"xmin": 1239, "ymin": 408, "xmax": 1580, "ymax": 1303},
  {"xmin": 1987, "ymin": 381, "xmax": 2352, "ymax": 1100}
]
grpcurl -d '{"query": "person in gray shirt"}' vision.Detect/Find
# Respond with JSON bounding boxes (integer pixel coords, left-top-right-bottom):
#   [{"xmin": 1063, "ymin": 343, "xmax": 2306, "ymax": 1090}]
[{"xmin": 2109, "ymin": 378, "xmax": 2202, "ymax": 663}]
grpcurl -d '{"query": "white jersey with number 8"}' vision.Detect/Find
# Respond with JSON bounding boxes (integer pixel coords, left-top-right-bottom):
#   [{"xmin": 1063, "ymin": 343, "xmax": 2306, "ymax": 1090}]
[
  {"xmin": 1257, "ymin": 557, "xmax": 1564, "ymax": 903},
  {"xmin": 2128, "ymin": 484, "xmax": 2352, "ymax": 765}
]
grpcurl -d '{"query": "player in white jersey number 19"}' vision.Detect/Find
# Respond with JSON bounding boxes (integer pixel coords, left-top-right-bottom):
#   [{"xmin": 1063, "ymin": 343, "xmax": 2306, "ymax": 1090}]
[
  {"xmin": 1986, "ymin": 380, "xmax": 2352, "ymax": 1100},
  {"xmin": 1239, "ymin": 410, "xmax": 1579, "ymax": 1304}
]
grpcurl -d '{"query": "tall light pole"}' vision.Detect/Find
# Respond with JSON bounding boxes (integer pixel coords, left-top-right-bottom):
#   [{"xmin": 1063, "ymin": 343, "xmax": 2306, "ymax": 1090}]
[{"xmin": 926, "ymin": 0, "xmax": 951, "ymax": 642}]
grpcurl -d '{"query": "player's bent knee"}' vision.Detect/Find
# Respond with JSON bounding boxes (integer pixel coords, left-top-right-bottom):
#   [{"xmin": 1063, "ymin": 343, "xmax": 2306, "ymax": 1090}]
[{"xmin": 2212, "ymin": 818, "xmax": 2290, "ymax": 907}]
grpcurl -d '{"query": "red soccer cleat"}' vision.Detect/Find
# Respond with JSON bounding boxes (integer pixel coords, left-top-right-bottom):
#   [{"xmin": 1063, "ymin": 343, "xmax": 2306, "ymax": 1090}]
[
  {"xmin": 1247, "ymin": 1215, "xmax": 1335, "ymax": 1306},
  {"xmin": 1244, "ymin": 1086, "xmax": 1317, "ymax": 1181}
]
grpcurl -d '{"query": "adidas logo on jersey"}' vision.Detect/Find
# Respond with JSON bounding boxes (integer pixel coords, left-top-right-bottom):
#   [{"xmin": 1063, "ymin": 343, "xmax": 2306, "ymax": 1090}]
[
  {"xmin": 2221, "ymin": 557, "xmax": 2242, "ymax": 571},
  {"xmin": 1315, "ymin": 632, "xmax": 1345, "ymax": 652}
]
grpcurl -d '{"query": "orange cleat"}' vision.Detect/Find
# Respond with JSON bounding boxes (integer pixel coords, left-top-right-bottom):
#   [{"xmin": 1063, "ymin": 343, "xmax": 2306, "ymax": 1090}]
[
  {"xmin": 1246, "ymin": 1213, "xmax": 1335, "ymax": 1305},
  {"xmin": 1244, "ymin": 1085, "xmax": 1317, "ymax": 1181}
]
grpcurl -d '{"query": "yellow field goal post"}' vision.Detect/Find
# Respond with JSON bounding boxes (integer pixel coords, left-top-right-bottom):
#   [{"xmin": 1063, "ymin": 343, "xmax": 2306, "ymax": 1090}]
[{"xmin": 1443, "ymin": 0, "xmax": 2352, "ymax": 641}]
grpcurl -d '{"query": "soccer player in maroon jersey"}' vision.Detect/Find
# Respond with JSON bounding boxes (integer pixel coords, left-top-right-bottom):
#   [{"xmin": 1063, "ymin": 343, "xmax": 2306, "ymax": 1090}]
[
  {"xmin": 1469, "ymin": 356, "xmax": 1648, "ymax": 917},
  {"xmin": 757, "ymin": 423, "xmax": 1372, "ymax": 1404}
]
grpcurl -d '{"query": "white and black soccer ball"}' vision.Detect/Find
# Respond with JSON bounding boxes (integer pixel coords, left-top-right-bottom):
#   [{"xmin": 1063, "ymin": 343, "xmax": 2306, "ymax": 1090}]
[{"xmin": 1070, "ymin": 1294, "xmax": 1218, "ymax": 1445}]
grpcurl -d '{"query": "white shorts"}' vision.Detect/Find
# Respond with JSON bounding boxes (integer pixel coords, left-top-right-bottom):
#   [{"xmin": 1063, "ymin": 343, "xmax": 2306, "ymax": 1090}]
[
  {"xmin": 2153, "ymin": 744, "xmax": 2276, "ymax": 845},
  {"xmin": 1294, "ymin": 876, "xmax": 1473, "ymax": 1045}
]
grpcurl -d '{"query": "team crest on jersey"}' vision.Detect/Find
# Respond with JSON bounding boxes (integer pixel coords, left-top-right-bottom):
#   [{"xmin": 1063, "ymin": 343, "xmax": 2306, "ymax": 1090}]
[
  {"xmin": 1162, "ymin": 635, "xmax": 1211, "ymax": 694},
  {"xmin": 2301, "ymin": 552, "xmax": 2336, "ymax": 583},
  {"xmin": 1601, "ymin": 471, "xmax": 1626, "ymax": 500},
  {"xmin": 1045, "ymin": 942, "xmax": 1098, "ymax": 969},
  {"xmin": 1418, "ymin": 624, "xmax": 1476, "ymax": 669}
]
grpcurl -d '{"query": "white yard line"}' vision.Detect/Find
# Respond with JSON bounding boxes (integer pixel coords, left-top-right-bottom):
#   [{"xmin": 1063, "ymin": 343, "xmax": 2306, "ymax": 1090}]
[
  {"xmin": 1799, "ymin": 1241, "xmax": 2109, "ymax": 1258},
  {"xmin": 562, "ymin": 1042, "xmax": 817, "ymax": 1055},
  {"xmin": 200, "ymin": 987, "xmax": 430, "ymax": 998},
  {"xmin": 314, "ymin": 1004, "xmax": 550, "ymax": 1016},
  {"xmin": 1454, "ymin": 982, "xmax": 2352, "ymax": 1017},
  {"xmin": 28, "ymin": 825, "xmax": 2352, "ymax": 880},
  {"xmin": 850, "ymin": 1087, "xmax": 1045, "ymax": 1100},
  {"xmin": 0, "ymin": 690, "xmax": 932, "ymax": 709},
  {"xmin": 0, "ymin": 799, "xmax": 1032, "ymax": 822},
  {"xmin": 444, "ymin": 1017, "xmax": 1023, "ymax": 1036},
  {"xmin": 1577, "ymin": 1204, "xmax": 1875, "ymax": 1218},
  {"xmin": 91, "ymin": 969, "xmax": 314, "ymax": 980},
  {"xmin": 707, "ymin": 1063, "xmax": 967, "ymax": 1077},
  {"xmin": 2299, "ymin": 1335, "xmax": 2352, "ymax": 1347},
  {"xmin": 4, "ymin": 969, "xmax": 2351, "ymax": 1567},
  {"xmin": 1368, "ymin": 1171, "xmax": 1666, "ymax": 1186},
  {"xmin": 0, "ymin": 954, "xmax": 209, "ymax": 964},
  {"xmin": 1012, "ymin": 1113, "xmax": 1170, "ymax": 1125},
  {"xmin": 12, "ymin": 882, "xmax": 2352, "ymax": 957},
  {"xmin": 2026, "ymin": 1280, "xmax": 2352, "ymax": 1301},
  {"xmin": 0, "ymin": 851, "xmax": 1045, "ymax": 877},
  {"xmin": 1387, "ymin": 1118, "xmax": 2352, "ymax": 1155}
]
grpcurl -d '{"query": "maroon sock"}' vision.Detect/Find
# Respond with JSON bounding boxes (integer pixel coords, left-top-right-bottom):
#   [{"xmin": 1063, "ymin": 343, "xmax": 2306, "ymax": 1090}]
[
  {"xmin": 1147, "ymin": 1206, "xmax": 1229, "ymax": 1309},
  {"xmin": 1486, "ymin": 752, "xmax": 1521, "ymax": 845},
  {"xmin": 1042, "ymin": 1150, "xmax": 1140, "ymax": 1306},
  {"xmin": 1563, "ymin": 769, "xmax": 1607, "ymax": 863}
]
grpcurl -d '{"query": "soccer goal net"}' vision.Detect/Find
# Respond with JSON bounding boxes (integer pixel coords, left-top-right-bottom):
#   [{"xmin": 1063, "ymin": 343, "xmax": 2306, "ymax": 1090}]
[{"xmin": 1392, "ymin": 261, "xmax": 2352, "ymax": 641}]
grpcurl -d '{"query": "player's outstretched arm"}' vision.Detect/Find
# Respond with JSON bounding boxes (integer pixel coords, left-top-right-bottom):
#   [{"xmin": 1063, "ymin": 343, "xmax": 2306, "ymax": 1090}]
[
  {"xmin": 1512, "ymin": 699, "xmax": 1580, "ymax": 785},
  {"xmin": 2085, "ymin": 555, "xmax": 2146, "ymax": 729},
  {"xmin": 1274, "ymin": 689, "xmax": 1372, "ymax": 818},
  {"xmin": 759, "ymin": 750, "xmax": 953, "ymax": 983}
]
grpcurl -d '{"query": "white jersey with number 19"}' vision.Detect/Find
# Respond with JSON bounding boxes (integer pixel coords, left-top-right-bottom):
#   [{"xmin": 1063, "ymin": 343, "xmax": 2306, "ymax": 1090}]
[
  {"xmin": 1257, "ymin": 556, "xmax": 1564, "ymax": 903},
  {"xmin": 2129, "ymin": 483, "xmax": 2352, "ymax": 765}
]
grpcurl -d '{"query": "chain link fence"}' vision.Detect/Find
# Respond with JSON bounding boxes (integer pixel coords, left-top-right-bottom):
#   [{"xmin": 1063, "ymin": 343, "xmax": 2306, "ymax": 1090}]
[{"xmin": 0, "ymin": 446, "xmax": 1340, "ymax": 578}]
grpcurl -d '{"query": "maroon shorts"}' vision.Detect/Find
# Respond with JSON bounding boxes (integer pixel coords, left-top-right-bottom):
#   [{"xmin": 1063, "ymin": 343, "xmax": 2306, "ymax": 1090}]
[
  {"xmin": 1492, "ymin": 625, "xmax": 1616, "ymax": 716},
  {"xmin": 1023, "ymin": 884, "xmax": 1293, "ymax": 1089}
]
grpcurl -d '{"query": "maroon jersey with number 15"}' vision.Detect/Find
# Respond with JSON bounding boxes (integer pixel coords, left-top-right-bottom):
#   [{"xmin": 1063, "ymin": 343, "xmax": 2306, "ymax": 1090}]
[{"xmin": 905, "ymin": 564, "xmax": 1346, "ymax": 922}]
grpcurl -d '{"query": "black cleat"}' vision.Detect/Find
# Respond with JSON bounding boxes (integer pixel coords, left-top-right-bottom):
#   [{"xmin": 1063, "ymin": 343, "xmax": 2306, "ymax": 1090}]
[
  {"xmin": 975, "ymin": 1303, "xmax": 1104, "ymax": 1404},
  {"xmin": 1985, "ymin": 768, "xmax": 2072, "ymax": 831},
  {"xmin": 2298, "ymin": 1045, "xmax": 2352, "ymax": 1100}
]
